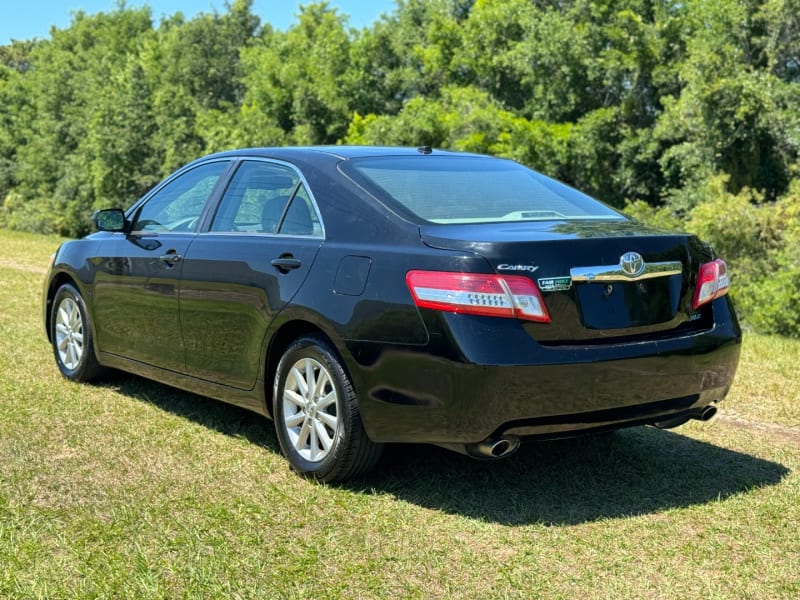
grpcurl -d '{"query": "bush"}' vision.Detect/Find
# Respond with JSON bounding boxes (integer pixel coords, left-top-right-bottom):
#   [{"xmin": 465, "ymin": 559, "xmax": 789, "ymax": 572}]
[
  {"xmin": 626, "ymin": 174, "xmax": 800, "ymax": 337},
  {"xmin": 739, "ymin": 250, "xmax": 800, "ymax": 337}
]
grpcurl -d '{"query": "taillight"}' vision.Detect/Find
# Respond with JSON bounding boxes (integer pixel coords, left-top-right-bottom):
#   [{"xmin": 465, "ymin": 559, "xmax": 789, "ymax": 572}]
[
  {"xmin": 405, "ymin": 270, "xmax": 551, "ymax": 323},
  {"xmin": 692, "ymin": 258, "xmax": 730, "ymax": 310}
]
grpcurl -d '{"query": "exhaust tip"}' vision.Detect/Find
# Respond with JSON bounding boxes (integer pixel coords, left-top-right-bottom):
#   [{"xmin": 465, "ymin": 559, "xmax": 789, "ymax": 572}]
[
  {"xmin": 653, "ymin": 405, "xmax": 718, "ymax": 429},
  {"xmin": 487, "ymin": 439, "xmax": 513, "ymax": 457},
  {"xmin": 696, "ymin": 405, "xmax": 717, "ymax": 421},
  {"xmin": 470, "ymin": 435, "xmax": 521, "ymax": 459}
]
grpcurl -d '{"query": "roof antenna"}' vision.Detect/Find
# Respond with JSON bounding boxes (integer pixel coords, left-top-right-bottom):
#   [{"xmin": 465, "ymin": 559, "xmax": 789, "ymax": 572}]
[{"xmin": 417, "ymin": 145, "xmax": 433, "ymax": 155}]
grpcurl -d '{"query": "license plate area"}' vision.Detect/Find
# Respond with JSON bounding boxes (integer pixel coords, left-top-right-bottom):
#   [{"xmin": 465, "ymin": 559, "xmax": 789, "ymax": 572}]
[{"xmin": 575, "ymin": 275, "xmax": 682, "ymax": 329}]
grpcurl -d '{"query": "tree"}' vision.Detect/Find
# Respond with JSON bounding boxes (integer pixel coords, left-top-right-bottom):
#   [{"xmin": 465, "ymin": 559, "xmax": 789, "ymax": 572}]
[
  {"xmin": 141, "ymin": 0, "xmax": 259, "ymax": 172},
  {"xmin": 655, "ymin": 0, "xmax": 793, "ymax": 200},
  {"xmin": 237, "ymin": 2, "xmax": 352, "ymax": 145}
]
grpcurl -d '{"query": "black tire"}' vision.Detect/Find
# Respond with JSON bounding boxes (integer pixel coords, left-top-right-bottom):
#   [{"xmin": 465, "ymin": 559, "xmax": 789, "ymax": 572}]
[
  {"xmin": 50, "ymin": 283, "xmax": 104, "ymax": 382},
  {"xmin": 273, "ymin": 335, "xmax": 383, "ymax": 482}
]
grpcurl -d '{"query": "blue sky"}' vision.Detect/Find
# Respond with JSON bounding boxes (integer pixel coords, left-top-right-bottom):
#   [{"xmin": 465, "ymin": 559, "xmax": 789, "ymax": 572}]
[{"xmin": 1, "ymin": 0, "xmax": 398, "ymax": 45}]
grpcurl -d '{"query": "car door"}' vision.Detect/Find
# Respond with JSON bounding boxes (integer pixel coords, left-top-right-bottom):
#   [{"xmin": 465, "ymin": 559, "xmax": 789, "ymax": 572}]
[
  {"xmin": 178, "ymin": 159, "xmax": 324, "ymax": 390},
  {"xmin": 92, "ymin": 160, "xmax": 231, "ymax": 371}
]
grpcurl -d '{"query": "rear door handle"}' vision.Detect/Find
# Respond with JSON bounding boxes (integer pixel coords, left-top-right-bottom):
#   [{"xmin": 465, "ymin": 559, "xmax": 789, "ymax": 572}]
[{"xmin": 271, "ymin": 257, "xmax": 302, "ymax": 272}]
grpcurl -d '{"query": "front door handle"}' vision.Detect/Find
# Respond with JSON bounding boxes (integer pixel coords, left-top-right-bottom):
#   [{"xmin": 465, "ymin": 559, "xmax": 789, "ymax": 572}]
[
  {"xmin": 271, "ymin": 256, "xmax": 302, "ymax": 272},
  {"xmin": 159, "ymin": 251, "xmax": 182, "ymax": 266}
]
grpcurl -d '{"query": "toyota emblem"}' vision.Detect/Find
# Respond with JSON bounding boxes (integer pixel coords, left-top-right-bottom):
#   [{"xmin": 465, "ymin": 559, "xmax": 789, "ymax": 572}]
[{"xmin": 620, "ymin": 252, "xmax": 645, "ymax": 277}]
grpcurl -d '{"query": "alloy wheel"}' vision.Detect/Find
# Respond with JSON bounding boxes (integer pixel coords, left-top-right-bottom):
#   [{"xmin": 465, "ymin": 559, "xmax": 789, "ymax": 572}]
[
  {"xmin": 55, "ymin": 296, "xmax": 84, "ymax": 370},
  {"xmin": 281, "ymin": 357, "xmax": 340, "ymax": 462}
]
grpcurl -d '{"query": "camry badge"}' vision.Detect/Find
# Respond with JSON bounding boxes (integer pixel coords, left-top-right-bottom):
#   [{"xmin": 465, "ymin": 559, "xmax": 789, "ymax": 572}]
[
  {"xmin": 497, "ymin": 263, "xmax": 539, "ymax": 274},
  {"xmin": 620, "ymin": 252, "xmax": 645, "ymax": 277}
]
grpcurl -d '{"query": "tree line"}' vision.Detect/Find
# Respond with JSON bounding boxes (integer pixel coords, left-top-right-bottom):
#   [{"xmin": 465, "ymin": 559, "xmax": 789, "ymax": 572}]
[{"xmin": 1, "ymin": 0, "xmax": 798, "ymax": 335}]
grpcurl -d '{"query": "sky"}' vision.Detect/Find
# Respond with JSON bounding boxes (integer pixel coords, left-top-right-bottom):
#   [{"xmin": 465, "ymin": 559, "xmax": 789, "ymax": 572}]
[{"xmin": 0, "ymin": 0, "xmax": 399, "ymax": 45}]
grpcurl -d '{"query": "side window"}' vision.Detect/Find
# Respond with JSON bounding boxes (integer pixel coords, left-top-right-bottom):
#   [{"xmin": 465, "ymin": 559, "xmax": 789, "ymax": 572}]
[
  {"xmin": 279, "ymin": 185, "xmax": 323, "ymax": 237},
  {"xmin": 132, "ymin": 161, "xmax": 229, "ymax": 233},
  {"xmin": 211, "ymin": 161, "xmax": 299, "ymax": 233}
]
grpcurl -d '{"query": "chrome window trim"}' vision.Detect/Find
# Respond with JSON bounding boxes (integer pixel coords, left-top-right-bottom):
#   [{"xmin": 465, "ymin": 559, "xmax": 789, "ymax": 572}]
[{"xmin": 199, "ymin": 231, "xmax": 324, "ymax": 240}]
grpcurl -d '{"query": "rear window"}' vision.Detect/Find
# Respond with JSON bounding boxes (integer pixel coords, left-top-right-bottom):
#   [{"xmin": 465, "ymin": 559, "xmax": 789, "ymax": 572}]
[{"xmin": 342, "ymin": 155, "xmax": 623, "ymax": 224}]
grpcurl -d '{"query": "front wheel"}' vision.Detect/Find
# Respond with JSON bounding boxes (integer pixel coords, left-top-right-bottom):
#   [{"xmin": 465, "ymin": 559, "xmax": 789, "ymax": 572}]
[
  {"xmin": 273, "ymin": 335, "xmax": 383, "ymax": 482},
  {"xmin": 50, "ymin": 283, "xmax": 104, "ymax": 382}
]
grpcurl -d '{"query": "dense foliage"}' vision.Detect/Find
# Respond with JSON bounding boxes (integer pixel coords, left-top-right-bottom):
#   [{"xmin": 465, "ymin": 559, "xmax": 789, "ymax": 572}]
[{"xmin": 1, "ymin": 0, "xmax": 798, "ymax": 334}]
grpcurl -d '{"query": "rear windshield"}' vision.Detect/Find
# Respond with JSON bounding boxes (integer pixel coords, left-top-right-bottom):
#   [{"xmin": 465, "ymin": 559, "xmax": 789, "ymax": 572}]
[{"xmin": 342, "ymin": 155, "xmax": 623, "ymax": 224}]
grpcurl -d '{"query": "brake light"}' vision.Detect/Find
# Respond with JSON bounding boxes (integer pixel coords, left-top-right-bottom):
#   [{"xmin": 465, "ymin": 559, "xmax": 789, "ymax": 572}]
[
  {"xmin": 692, "ymin": 259, "xmax": 730, "ymax": 310},
  {"xmin": 406, "ymin": 270, "xmax": 551, "ymax": 323}
]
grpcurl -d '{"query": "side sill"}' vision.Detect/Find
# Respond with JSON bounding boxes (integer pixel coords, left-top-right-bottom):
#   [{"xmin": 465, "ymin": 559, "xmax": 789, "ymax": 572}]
[{"xmin": 98, "ymin": 352, "xmax": 269, "ymax": 417}]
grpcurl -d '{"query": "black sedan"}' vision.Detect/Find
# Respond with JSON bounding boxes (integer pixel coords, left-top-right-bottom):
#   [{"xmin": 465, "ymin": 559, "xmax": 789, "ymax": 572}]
[{"xmin": 43, "ymin": 146, "xmax": 741, "ymax": 481}]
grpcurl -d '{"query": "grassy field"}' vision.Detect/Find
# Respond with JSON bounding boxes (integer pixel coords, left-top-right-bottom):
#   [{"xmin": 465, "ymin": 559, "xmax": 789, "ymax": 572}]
[{"xmin": 1, "ymin": 229, "xmax": 798, "ymax": 598}]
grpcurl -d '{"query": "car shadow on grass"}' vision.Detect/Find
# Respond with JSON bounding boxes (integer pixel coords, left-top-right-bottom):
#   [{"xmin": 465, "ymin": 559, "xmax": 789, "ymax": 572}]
[
  {"xmin": 101, "ymin": 373, "xmax": 280, "ymax": 449},
  {"xmin": 104, "ymin": 374, "xmax": 789, "ymax": 526},
  {"xmin": 354, "ymin": 429, "xmax": 790, "ymax": 525}
]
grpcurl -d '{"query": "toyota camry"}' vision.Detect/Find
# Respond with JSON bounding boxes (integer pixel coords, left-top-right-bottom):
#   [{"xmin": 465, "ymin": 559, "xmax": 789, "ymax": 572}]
[{"xmin": 43, "ymin": 146, "xmax": 741, "ymax": 481}]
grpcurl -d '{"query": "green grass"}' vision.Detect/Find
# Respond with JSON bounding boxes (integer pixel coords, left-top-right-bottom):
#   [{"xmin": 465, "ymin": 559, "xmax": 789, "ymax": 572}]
[
  {"xmin": 1, "ymin": 229, "xmax": 798, "ymax": 598},
  {"xmin": 726, "ymin": 334, "xmax": 800, "ymax": 428}
]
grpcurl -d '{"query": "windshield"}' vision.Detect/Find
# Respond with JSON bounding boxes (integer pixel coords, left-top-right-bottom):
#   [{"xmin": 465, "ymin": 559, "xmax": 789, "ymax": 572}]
[{"xmin": 342, "ymin": 155, "xmax": 624, "ymax": 224}]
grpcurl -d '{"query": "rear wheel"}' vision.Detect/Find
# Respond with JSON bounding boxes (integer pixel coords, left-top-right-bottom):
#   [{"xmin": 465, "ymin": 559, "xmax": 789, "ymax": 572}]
[
  {"xmin": 51, "ymin": 283, "xmax": 104, "ymax": 382},
  {"xmin": 273, "ymin": 335, "xmax": 383, "ymax": 482}
]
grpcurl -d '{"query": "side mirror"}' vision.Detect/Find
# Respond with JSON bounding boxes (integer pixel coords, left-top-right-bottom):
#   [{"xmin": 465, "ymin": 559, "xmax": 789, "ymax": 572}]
[{"xmin": 93, "ymin": 208, "xmax": 127, "ymax": 232}]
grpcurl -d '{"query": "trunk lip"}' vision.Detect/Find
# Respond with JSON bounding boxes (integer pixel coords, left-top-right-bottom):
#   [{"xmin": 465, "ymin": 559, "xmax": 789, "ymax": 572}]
[{"xmin": 419, "ymin": 219, "xmax": 688, "ymax": 249}]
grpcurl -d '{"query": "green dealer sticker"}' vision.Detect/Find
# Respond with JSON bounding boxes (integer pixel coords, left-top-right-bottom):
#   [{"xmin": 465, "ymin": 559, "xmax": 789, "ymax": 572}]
[{"xmin": 537, "ymin": 276, "xmax": 572, "ymax": 292}]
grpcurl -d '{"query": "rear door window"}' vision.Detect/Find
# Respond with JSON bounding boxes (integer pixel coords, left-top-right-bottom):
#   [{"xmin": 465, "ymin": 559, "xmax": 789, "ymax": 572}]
[
  {"xmin": 210, "ymin": 160, "xmax": 323, "ymax": 237},
  {"xmin": 211, "ymin": 161, "xmax": 298, "ymax": 233}
]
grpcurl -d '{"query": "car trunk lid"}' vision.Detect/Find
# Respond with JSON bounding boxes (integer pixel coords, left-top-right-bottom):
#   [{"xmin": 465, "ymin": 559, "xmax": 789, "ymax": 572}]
[{"xmin": 419, "ymin": 219, "xmax": 712, "ymax": 343}]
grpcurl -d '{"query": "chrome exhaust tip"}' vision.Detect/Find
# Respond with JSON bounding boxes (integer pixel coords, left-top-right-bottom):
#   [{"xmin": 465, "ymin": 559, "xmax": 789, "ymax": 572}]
[
  {"xmin": 691, "ymin": 405, "xmax": 717, "ymax": 422},
  {"xmin": 470, "ymin": 435, "xmax": 521, "ymax": 459},
  {"xmin": 653, "ymin": 404, "xmax": 718, "ymax": 429}
]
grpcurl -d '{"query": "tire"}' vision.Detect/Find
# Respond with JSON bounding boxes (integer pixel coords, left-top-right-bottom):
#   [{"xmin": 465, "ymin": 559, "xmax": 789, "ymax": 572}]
[
  {"xmin": 273, "ymin": 335, "xmax": 383, "ymax": 482},
  {"xmin": 50, "ymin": 283, "xmax": 104, "ymax": 382}
]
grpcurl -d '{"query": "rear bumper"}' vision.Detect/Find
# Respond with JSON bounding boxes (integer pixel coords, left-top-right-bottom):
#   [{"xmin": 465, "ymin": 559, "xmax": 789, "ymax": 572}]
[{"xmin": 348, "ymin": 297, "xmax": 741, "ymax": 444}]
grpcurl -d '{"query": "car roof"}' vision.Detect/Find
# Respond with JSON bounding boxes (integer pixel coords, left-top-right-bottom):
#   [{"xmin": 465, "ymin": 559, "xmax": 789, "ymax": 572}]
[{"xmin": 198, "ymin": 146, "xmax": 485, "ymax": 162}]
